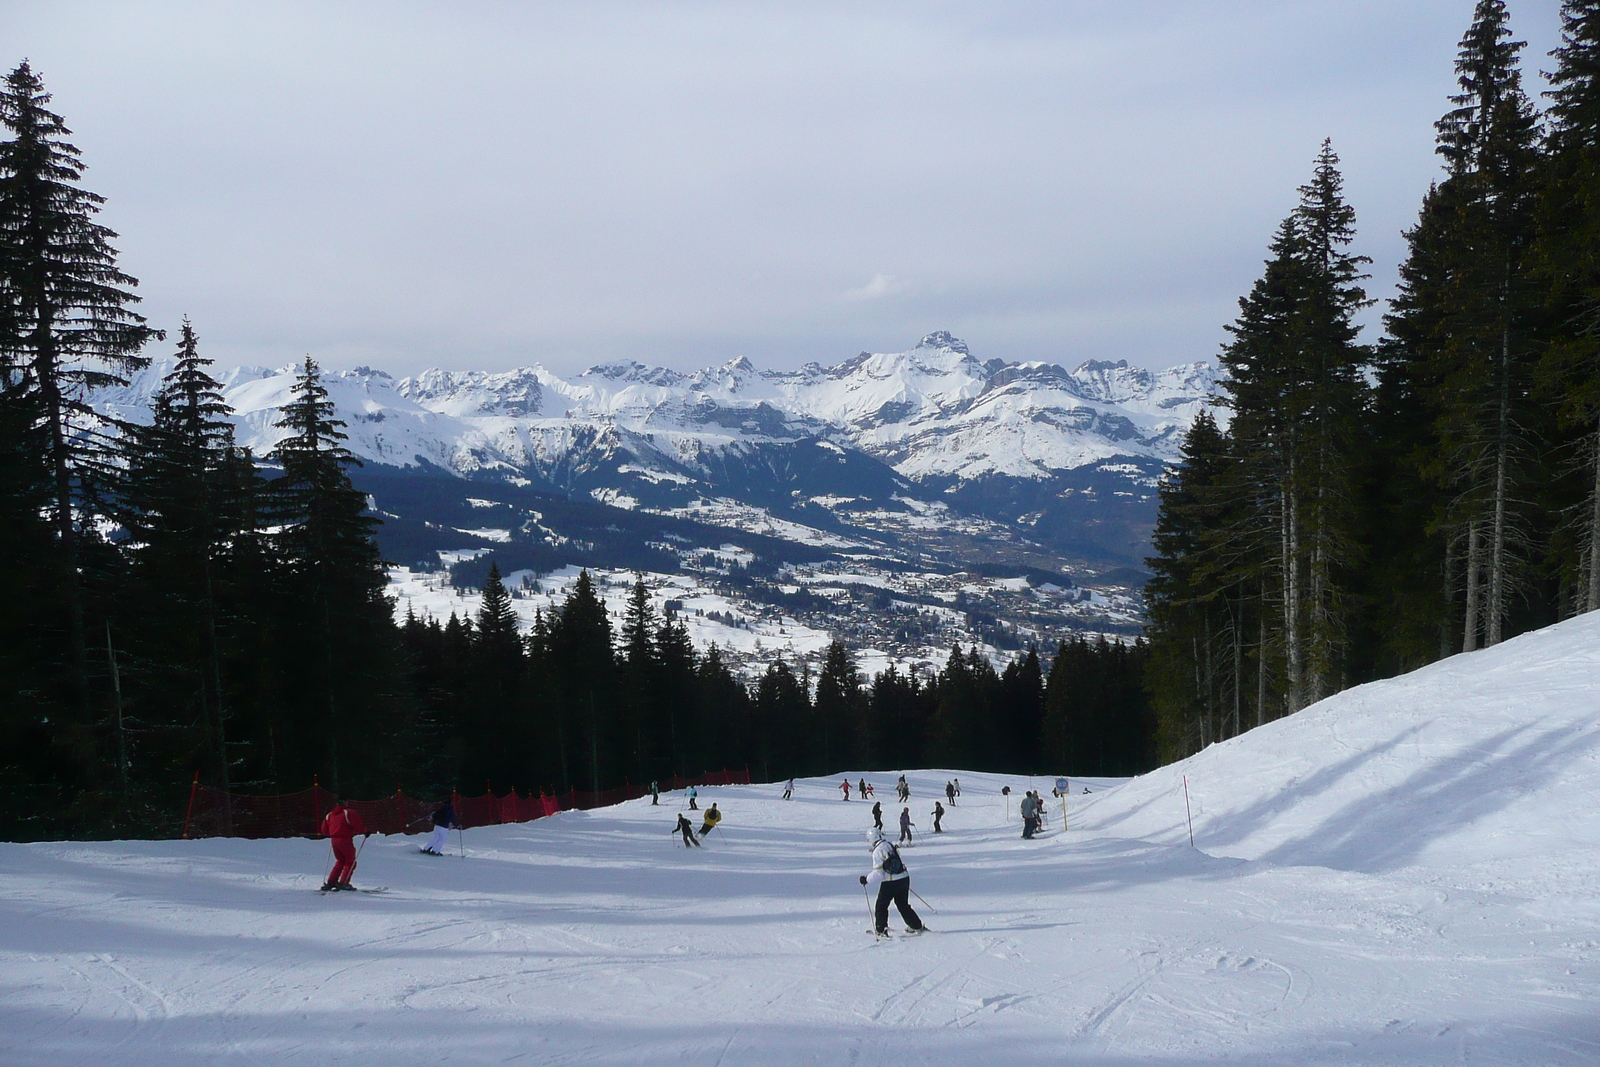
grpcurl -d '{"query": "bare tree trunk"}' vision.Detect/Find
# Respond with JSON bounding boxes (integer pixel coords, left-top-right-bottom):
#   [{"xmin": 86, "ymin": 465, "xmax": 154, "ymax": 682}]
[
  {"xmin": 1307, "ymin": 447, "xmax": 1330, "ymax": 704},
  {"xmin": 1231, "ymin": 606, "xmax": 1242, "ymax": 739},
  {"xmin": 1463, "ymin": 521, "xmax": 1482, "ymax": 653},
  {"xmin": 1256, "ymin": 594, "xmax": 1268, "ymax": 729},
  {"xmin": 1282, "ymin": 477, "xmax": 1303, "ymax": 713},
  {"xmin": 1441, "ymin": 535, "xmax": 1456, "ymax": 659},
  {"xmin": 1192, "ymin": 635, "xmax": 1207, "ymax": 749},
  {"xmin": 1487, "ymin": 328, "xmax": 1512, "ymax": 646},
  {"xmin": 1588, "ymin": 411, "xmax": 1600, "ymax": 613},
  {"xmin": 1203, "ymin": 613, "xmax": 1216, "ymax": 745}
]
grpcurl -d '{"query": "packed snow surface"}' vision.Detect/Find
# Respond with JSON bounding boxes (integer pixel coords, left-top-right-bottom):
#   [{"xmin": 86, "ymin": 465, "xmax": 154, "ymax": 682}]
[{"xmin": 5, "ymin": 614, "xmax": 1600, "ymax": 1064}]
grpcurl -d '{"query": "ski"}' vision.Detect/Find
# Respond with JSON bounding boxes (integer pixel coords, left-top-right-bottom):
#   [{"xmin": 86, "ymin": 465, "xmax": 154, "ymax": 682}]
[{"xmin": 318, "ymin": 886, "xmax": 389, "ymax": 894}]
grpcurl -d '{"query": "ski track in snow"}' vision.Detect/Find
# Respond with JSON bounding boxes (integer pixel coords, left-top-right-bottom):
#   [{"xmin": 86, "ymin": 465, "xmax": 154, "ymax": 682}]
[{"xmin": 7, "ymin": 615, "xmax": 1600, "ymax": 1064}]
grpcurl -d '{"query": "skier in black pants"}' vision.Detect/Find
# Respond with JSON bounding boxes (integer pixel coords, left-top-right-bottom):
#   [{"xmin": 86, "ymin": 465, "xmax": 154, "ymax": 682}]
[
  {"xmin": 945, "ymin": 780, "xmax": 956, "ymax": 807},
  {"xmin": 932, "ymin": 801, "xmax": 944, "ymax": 832},
  {"xmin": 674, "ymin": 813, "xmax": 701, "ymax": 847},
  {"xmin": 871, "ymin": 800, "xmax": 883, "ymax": 831},
  {"xmin": 1020, "ymin": 792, "xmax": 1038, "ymax": 839},
  {"xmin": 782, "ymin": 778, "xmax": 794, "ymax": 800},
  {"xmin": 650, "ymin": 780, "xmax": 659, "ymax": 806},
  {"xmin": 899, "ymin": 806, "xmax": 914, "ymax": 845},
  {"xmin": 860, "ymin": 829, "xmax": 924, "ymax": 937}
]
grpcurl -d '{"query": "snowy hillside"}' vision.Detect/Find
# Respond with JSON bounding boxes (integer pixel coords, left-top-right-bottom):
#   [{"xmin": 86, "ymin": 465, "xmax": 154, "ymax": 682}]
[{"xmin": 5, "ymin": 613, "xmax": 1598, "ymax": 1064}]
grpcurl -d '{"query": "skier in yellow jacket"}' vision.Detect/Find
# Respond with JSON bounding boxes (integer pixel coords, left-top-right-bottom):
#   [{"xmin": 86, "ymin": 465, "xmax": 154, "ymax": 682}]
[{"xmin": 698, "ymin": 803, "xmax": 722, "ymax": 838}]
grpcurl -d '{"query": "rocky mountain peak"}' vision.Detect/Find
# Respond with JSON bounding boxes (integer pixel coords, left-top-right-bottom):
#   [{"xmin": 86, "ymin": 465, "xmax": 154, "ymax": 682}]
[{"xmin": 917, "ymin": 331, "xmax": 969, "ymax": 355}]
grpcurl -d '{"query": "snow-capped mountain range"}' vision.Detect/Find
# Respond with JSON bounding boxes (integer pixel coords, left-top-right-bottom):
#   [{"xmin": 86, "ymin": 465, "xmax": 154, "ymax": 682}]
[{"xmin": 98, "ymin": 332, "xmax": 1221, "ymax": 572}]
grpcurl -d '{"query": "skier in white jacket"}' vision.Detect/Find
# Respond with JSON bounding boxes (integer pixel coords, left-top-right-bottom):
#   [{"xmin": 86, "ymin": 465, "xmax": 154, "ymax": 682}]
[{"xmin": 859, "ymin": 829, "xmax": 925, "ymax": 937}]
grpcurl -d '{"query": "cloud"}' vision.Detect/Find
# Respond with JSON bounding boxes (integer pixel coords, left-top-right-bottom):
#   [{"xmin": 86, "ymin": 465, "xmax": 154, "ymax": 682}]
[{"xmin": 842, "ymin": 273, "xmax": 909, "ymax": 302}]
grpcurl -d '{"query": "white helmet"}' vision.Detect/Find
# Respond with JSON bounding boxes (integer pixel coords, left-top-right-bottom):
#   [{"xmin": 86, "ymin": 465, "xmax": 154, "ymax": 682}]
[{"xmin": 867, "ymin": 829, "xmax": 883, "ymax": 845}]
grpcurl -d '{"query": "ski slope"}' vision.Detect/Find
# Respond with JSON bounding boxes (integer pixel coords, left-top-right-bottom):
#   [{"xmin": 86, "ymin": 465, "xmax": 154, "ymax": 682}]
[{"xmin": 5, "ymin": 614, "xmax": 1600, "ymax": 1065}]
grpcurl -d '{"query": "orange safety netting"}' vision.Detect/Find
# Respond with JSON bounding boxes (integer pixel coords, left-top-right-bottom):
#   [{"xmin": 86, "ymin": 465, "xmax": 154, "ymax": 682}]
[{"xmin": 181, "ymin": 768, "xmax": 752, "ymax": 839}]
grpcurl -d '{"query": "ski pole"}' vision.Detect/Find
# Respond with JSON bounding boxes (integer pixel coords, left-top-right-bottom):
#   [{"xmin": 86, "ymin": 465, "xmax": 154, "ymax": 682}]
[
  {"xmin": 863, "ymin": 883, "xmax": 875, "ymax": 929},
  {"xmin": 909, "ymin": 887, "xmax": 937, "ymax": 914}
]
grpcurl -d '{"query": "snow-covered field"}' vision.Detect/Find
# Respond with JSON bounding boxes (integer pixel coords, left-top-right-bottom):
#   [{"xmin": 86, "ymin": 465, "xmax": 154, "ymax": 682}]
[{"xmin": 5, "ymin": 614, "xmax": 1600, "ymax": 1065}]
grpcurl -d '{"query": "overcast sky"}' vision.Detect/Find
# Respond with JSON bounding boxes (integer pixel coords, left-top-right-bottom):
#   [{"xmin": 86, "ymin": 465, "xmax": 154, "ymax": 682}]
[{"xmin": 0, "ymin": 1, "xmax": 1566, "ymax": 377}]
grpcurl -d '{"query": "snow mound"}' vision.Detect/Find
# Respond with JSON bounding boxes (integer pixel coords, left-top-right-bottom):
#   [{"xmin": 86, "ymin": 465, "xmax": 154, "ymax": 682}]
[{"xmin": 1082, "ymin": 610, "xmax": 1600, "ymax": 885}]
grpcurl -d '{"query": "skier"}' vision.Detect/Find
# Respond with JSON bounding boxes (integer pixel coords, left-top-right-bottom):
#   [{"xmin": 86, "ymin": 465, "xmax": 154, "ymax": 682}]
[
  {"xmin": 899, "ymin": 806, "xmax": 914, "ymax": 845},
  {"xmin": 698, "ymin": 802, "xmax": 722, "ymax": 838},
  {"xmin": 860, "ymin": 829, "xmax": 924, "ymax": 937},
  {"xmin": 650, "ymin": 780, "xmax": 659, "ymax": 806},
  {"xmin": 953, "ymin": 778, "xmax": 961, "ymax": 800},
  {"xmin": 896, "ymin": 774, "xmax": 908, "ymax": 803},
  {"xmin": 320, "ymin": 798, "xmax": 369, "ymax": 891},
  {"xmin": 840, "ymin": 779, "xmax": 852, "ymax": 801},
  {"xmin": 1020, "ymin": 792, "xmax": 1037, "ymax": 839},
  {"xmin": 871, "ymin": 800, "xmax": 883, "ymax": 830},
  {"xmin": 863, "ymin": 781, "xmax": 874, "ymax": 799},
  {"xmin": 674, "ymin": 812, "xmax": 701, "ymax": 847},
  {"xmin": 858, "ymin": 778, "xmax": 868, "ymax": 798},
  {"xmin": 421, "ymin": 800, "xmax": 457, "ymax": 856},
  {"xmin": 944, "ymin": 780, "xmax": 955, "ymax": 806},
  {"xmin": 931, "ymin": 800, "xmax": 944, "ymax": 833},
  {"xmin": 782, "ymin": 778, "xmax": 794, "ymax": 800},
  {"xmin": 687, "ymin": 785, "xmax": 699, "ymax": 810}
]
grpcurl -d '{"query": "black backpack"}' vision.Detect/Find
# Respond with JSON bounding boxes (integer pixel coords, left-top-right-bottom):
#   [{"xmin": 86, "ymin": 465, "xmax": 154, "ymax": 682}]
[{"xmin": 882, "ymin": 842, "xmax": 907, "ymax": 877}]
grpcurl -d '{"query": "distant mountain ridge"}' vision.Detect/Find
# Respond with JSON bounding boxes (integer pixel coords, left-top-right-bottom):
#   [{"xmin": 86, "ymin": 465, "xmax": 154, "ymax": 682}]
[{"xmin": 97, "ymin": 333, "xmax": 1222, "ymax": 571}]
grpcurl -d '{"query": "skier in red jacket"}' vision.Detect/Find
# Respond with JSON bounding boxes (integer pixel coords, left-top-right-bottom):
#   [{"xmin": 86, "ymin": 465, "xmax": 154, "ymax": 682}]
[{"xmin": 320, "ymin": 799, "xmax": 369, "ymax": 891}]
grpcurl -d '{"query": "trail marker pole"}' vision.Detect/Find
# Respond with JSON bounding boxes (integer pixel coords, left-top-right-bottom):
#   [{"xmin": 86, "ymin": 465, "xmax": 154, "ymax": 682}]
[
  {"xmin": 458, "ymin": 826, "xmax": 466, "ymax": 859},
  {"xmin": 1182, "ymin": 775, "xmax": 1195, "ymax": 848}
]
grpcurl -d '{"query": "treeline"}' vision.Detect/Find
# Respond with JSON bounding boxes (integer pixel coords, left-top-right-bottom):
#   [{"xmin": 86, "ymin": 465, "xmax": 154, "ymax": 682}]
[
  {"xmin": 410, "ymin": 566, "xmax": 1156, "ymax": 797},
  {"xmin": 0, "ymin": 61, "xmax": 1155, "ymax": 838},
  {"xmin": 1146, "ymin": 1, "xmax": 1600, "ymax": 757}
]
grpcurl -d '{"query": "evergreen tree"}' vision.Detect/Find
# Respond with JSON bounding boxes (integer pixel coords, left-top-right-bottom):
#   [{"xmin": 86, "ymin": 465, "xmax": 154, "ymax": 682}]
[
  {"xmin": 0, "ymin": 61, "xmax": 158, "ymax": 760},
  {"xmin": 1143, "ymin": 410, "xmax": 1251, "ymax": 756},
  {"xmin": 268, "ymin": 357, "xmax": 399, "ymax": 794},
  {"xmin": 544, "ymin": 570, "xmax": 614, "ymax": 793},
  {"xmin": 755, "ymin": 657, "xmax": 812, "ymax": 778},
  {"xmin": 814, "ymin": 640, "xmax": 863, "ymax": 771},
  {"xmin": 119, "ymin": 319, "xmax": 242, "ymax": 799},
  {"xmin": 1392, "ymin": 0, "xmax": 1545, "ymax": 649},
  {"xmin": 654, "ymin": 617, "xmax": 697, "ymax": 776},
  {"xmin": 464, "ymin": 561, "xmax": 525, "ymax": 790},
  {"xmin": 998, "ymin": 646, "xmax": 1044, "ymax": 772},
  {"xmin": 1216, "ymin": 142, "xmax": 1371, "ymax": 712},
  {"xmin": 618, "ymin": 577, "xmax": 661, "ymax": 776},
  {"xmin": 695, "ymin": 646, "xmax": 750, "ymax": 776},
  {"xmin": 1536, "ymin": 0, "xmax": 1600, "ymax": 612}
]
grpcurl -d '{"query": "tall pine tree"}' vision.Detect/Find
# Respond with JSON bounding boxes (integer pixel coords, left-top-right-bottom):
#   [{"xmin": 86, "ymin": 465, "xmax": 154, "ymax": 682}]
[{"xmin": 0, "ymin": 62, "xmax": 158, "ymax": 764}]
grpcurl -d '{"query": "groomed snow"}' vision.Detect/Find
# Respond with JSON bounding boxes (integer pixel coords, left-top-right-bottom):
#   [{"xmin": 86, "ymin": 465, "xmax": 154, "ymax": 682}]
[{"xmin": 5, "ymin": 614, "xmax": 1600, "ymax": 1064}]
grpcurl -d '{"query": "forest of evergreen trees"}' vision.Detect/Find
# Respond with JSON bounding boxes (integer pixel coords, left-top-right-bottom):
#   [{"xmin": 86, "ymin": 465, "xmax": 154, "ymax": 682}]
[
  {"xmin": 1147, "ymin": 1, "xmax": 1600, "ymax": 759},
  {"xmin": 0, "ymin": 61, "xmax": 1151, "ymax": 839}
]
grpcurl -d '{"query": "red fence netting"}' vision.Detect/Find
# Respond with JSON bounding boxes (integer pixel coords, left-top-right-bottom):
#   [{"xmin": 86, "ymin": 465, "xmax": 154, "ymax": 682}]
[{"xmin": 182, "ymin": 768, "xmax": 753, "ymax": 839}]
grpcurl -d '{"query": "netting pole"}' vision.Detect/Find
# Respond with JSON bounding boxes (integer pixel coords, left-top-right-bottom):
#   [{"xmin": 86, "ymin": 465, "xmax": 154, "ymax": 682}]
[{"xmin": 182, "ymin": 770, "xmax": 200, "ymax": 839}]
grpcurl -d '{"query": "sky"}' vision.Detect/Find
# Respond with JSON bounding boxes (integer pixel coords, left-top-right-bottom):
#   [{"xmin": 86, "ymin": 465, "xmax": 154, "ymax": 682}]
[{"xmin": 0, "ymin": 1, "xmax": 1567, "ymax": 377}]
